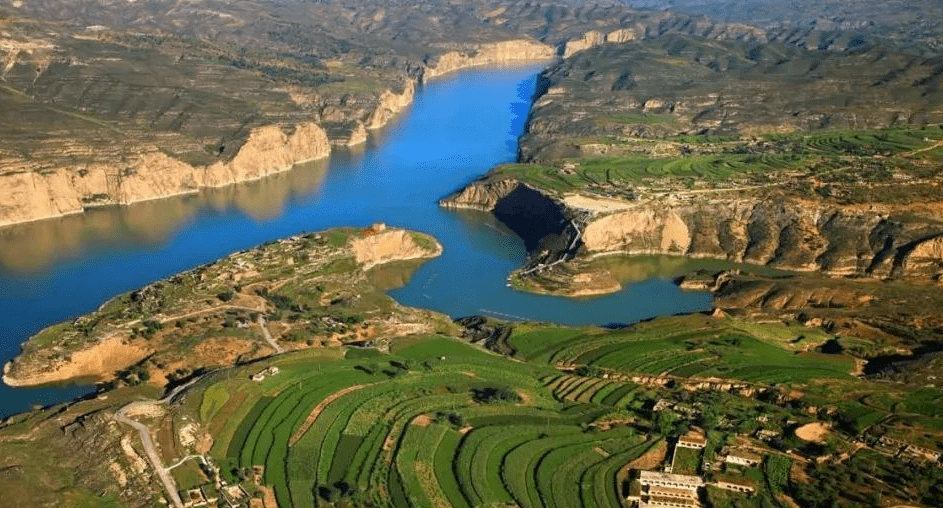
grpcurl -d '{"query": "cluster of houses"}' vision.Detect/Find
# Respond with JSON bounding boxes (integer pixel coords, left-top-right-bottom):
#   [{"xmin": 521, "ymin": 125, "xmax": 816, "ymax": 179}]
[
  {"xmin": 178, "ymin": 456, "xmax": 259, "ymax": 508},
  {"xmin": 874, "ymin": 436, "xmax": 943, "ymax": 463},
  {"xmin": 626, "ymin": 430, "xmax": 764, "ymax": 508}
]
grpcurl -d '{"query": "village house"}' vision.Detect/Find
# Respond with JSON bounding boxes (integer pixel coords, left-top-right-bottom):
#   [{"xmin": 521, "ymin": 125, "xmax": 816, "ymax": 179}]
[
  {"xmin": 724, "ymin": 448, "xmax": 762, "ymax": 467},
  {"xmin": 756, "ymin": 429, "xmax": 779, "ymax": 441},
  {"xmin": 677, "ymin": 430, "xmax": 707, "ymax": 450},
  {"xmin": 714, "ymin": 479, "xmax": 756, "ymax": 494},
  {"xmin": 627, "ymin": 471, "xmax": 705, "ymax": 508},
  {"xmin": 878, "ymin": 436, "xmax": 942, "ymax": 462},
  {"xmin": 639, "ymin": 470, "xmax": 705, "ymax": 490},
  {"xmin": 652, "ymin": 399, "xmax": 674, "ymax": 412},
  {"xmin": 251, "ymin": 366, "xmax": 281, "ymax": 382},
  {"xmin": 182, "ymin": 488, "xmax": 208, "ymax": 507}
]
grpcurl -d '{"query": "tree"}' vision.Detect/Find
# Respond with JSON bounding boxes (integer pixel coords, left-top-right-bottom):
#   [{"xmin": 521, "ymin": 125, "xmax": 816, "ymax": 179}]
[{"xmin": 655, "ymin": 411, "xmax": 678, "ymax": 436}]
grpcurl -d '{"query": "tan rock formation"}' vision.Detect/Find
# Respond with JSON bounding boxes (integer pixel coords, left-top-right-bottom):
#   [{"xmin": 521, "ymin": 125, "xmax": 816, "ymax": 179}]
[
  {"xmin": 328, "ymin": 121, "xmax": 369, "ymax": 147},
  {"xmin": 606, "ymin": 28, "xmax": 639, "ymax": 44},
  {"xmin": 349, "ymin": 227, "xmax": 442, "ymax": 270},
  {"xmin": 0, "ymin": 122, "xmax": 331, "ymax": 228},
  {"xmin": 439, "ymin": 178, "xmax": 522, "ymax": 211},
  {"xmin": 445, "ymin": 178, "xmax": 943, "ymax": 279},
  {"xmin": 583, "ymin": 208, "xmax": 691, "ymax": 255},
  {"xmin": 562, "ymin": 31, "xmax": 606, "ymax": 58},
  {"xmin": 366, "ymin": 81, "xmax": 415, "ymax": 130},
  {"xmin": 3, "ymin": 334, "xmax": 148, "ymax": 387},
  {"xmin": 204, "ymin": 123, "xmax": 331, "ymax": 187},
  {"xmin": 423, "ymin": 39, "xmax": 554, "ymax": 80}
]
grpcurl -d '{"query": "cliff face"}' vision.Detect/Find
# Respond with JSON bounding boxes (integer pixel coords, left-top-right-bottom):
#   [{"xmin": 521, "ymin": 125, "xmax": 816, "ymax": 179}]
[
  {"xmin": 439, "ymin": 178, "xmax": 522, "ymax": 211},
  {"xmin": 366, "ymin": 81, "xmax": 416, "ymax": 130},
  {"xmin": 0, "ymin": 123, "xmax": 332, "ymax": 228},
  {"xmin": 349, "ymin": 226, "xmax": 442, "ymax": 270},
  {"xmin": 203, "ymin": 123, "xmax": 331, "ymax": 187},
  {"xmin": 444, "ymin": 179, "xmax": 943, "ymax": 280},
  {"xmin": 422, "ymin": 39, "xmax": 554, "ymax": 81},
  {"xmin": 442, "ymin": 178, "xmax": 571, "ymax": 254},
  {"xmin": 0, "ymin": 26, "xmax": 556, "ymax": 229}
]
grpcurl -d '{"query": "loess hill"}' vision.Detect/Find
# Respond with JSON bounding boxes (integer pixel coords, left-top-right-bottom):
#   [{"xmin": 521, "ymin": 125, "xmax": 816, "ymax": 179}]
[
  {"xmin": 6, "ymin": 0, "xmax": 940, "ymax": 227},
  {"xmin": 2, "ymin": 1, "xmax": 943, "ymax": 507}
]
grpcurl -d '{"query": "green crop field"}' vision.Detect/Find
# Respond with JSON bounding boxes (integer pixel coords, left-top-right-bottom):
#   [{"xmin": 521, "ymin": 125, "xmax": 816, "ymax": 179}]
[
  {"xmin": 489, "ymin": 126, "xmax": 943, "ymax": 194},
  {"xmin": 192, "ymin": 335, "xmax": 677, "ymax": 508},
  {"xmin": 511, "ymin": 315, "xmax": 851, "ymax": 385},
  {"xmin": 179, "ymin": 314, "xmax": 936, "ymax": 508}
]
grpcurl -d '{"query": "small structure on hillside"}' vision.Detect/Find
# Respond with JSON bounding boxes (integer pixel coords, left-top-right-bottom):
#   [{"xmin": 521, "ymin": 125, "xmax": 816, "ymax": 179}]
[
  {"xmin": 714, "ymin": 477, "xmax": 757, "ymax": 494},
  {"xmin": 677, "ymin": 430, "xmax": 707, "ymax": 450},
  {"xmin": 251, "ymin": 366, "xmax": 280, "ymax": 382},
  {"xmin": 724, "ymin": 448, "xmax": 762, "ymax": 467},
  {"xmin": 652, "ymin": 399, "xmax": 674, "ymax": 412},
  {"xmin": 182, "ymin": 488, "xmax": 208, "ymax": 507},
  {"xmin": 878, "ymin": 436, "xmax": 942, "ymax": 462}
]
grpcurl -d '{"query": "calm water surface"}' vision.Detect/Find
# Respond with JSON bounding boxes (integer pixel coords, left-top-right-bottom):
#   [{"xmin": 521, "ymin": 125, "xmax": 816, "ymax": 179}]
[{"xmin": 0, "ymin": 66, "xmax": 710, "ymax": 417}]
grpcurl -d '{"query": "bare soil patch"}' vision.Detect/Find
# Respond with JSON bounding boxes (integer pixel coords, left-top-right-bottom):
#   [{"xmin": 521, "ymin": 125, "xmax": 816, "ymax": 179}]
[
  {"xmin": 795, "ymin": 423, "xmax": 830, "ymax": 443},
  {"xmin": 412, "ymin": 414, "xmax": 433, "ymax": 427},
  {"xmin": 627, "ymin": 441, "xmax": 667, "ymax": 470}
]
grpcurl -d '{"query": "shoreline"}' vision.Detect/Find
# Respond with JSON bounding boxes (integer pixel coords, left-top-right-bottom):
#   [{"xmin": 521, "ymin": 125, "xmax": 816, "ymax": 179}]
[{"xmin": 0, "ymin": 44, "xmax": 555, "ymax": 231}]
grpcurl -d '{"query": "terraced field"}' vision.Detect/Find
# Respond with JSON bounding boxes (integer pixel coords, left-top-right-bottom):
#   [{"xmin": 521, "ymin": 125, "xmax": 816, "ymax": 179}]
[
  {"xmin": 492, "ymin": 126, "xmax": 943, "ymax": 193},
  {"xmin": 507, "ymin": 315, "xmax": 850, "ymax": 385},
  {"xmin": 200, "ymin": 336, "xmax": 660, "ymax": 508}
]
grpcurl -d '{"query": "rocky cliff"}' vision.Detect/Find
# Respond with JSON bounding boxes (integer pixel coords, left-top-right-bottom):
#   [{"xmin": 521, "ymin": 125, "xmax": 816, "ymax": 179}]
[
  {"xmin": 366, "ymin": 81, "xmax": 416, "ymax": 130},
  {"xmin": 0, "ymin": 123, "xmax": 331, "ymax": 227},
  {"xmin": 422, "ymin": 39, "xmax": 555, "ymax": 81},
  {"xmin": 442, "ymin": 178, "xmax": 571, "ymax": 253},
  {"xmin": 0, "ymin": 11, "xmax": 560, "ymax": 229},
  {"xmin": 349, "ymin": 225, "xmax": 443, "ymax": 270},
  {"xmin": 443, "ymin": 179, "xmax": 943, "ymax": 281}
]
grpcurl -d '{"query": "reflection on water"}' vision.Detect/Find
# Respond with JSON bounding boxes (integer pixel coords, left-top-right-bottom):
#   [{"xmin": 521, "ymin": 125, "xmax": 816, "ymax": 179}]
[
  {"xmin": 592, "ymin": 254, "xmax": 794, "ymax": 285},
  {"xmin": 0, "ymin": 159, "xmax": 331, "ymax": 272}
]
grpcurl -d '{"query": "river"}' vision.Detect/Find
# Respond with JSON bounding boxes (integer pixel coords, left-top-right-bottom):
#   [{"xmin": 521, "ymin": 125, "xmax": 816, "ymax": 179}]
[{"xmin": 0, "ymin": 65, "xmax": 710, "ymax": 418}]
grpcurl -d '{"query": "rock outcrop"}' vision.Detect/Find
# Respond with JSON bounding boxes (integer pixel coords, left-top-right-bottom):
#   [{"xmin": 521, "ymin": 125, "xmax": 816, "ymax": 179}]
[
  {"xmin": 366, "ymin": 81, "xmax": 416, "ymax": 130},
  {"xmin": 2, "ymin": 334, "xmax": 148, "ymax": 387},
  {"xmin": 442, "ymin": 178, "xmax": 570, "ymax": 252},
  {"xmin": 444, "ymin": 179, "xmax": 943, "ymax": 281},
  {"xmin": 349, "ymin": 225, "xmax": 443, "ymax": 270},
  {"xmin": 423, "ymin": 39, "xmax": 555, "ymax": 81},
  {"xmin": 0, "ymin": 123, "xmax": 331, "ymax": 228},
  {"xmin": 439, "ymin": 178, "xmax": 522, "ymax": 211}
]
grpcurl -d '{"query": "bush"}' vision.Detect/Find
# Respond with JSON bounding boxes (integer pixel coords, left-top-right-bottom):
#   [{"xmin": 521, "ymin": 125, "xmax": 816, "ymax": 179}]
[
  {"xmin": 217, "ymin": 290, "xmax": 235, "ymax": 302},
  {"xmin": 471, "ymin": 386, "xmax": 521, "ymax": 404},
  {"xmin": 576, "ymin": 365, "xmax": 602, "ymax": 377}
]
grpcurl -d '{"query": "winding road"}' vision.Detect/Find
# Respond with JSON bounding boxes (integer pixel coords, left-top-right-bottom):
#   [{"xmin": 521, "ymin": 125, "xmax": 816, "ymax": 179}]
[{"xmin": 114, "ymin": 378, "xmax": 201, "ymax": 508}]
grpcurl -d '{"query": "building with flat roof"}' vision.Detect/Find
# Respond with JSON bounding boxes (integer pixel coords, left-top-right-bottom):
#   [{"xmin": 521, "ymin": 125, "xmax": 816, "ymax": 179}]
[
  {"xmin": 677, "ymin": 430, "xmax": 707, "ymax": 449},
  {"xmin": 629, "ymin": 471, "xmax": 704, "ymax": 508},
  {"xmin": 724, "ymin": 448, "xmax": 762, "ymax": 467},
  {"xmin": 639, "ymin": 471, "xmax": 705, "ymax": 490}
]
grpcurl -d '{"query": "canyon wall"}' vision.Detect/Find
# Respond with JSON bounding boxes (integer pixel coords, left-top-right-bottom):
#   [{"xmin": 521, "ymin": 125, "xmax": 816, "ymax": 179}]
[
  {"xmin": 0, "ymin": 36, "xmax": 555, "ymax": 229},
  {"xmin": 0, "ymin": 123, "xmax": 331, "ymax": 228},
  {"xmin": 422, "ymin": 39, "xmax": 554, "ymax": 81},
  {"xmin": 443, "ymin": 179, "xmax": 943, "ymax": 280}
]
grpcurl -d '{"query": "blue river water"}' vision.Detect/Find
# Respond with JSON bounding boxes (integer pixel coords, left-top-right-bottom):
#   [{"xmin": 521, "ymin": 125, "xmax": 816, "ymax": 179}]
[{"xmin": 0, "ymin": 65, "xmax": 710, "ymax": 417}]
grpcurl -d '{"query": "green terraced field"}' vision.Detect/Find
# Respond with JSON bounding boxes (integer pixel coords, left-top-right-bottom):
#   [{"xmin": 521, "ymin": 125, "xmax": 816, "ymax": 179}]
[
  {"xmin": 490, "ymin": 126, "xmax": 943, "ymax": 193},
  {"xmin": 157, "ymin": 308, "xmax": 943, "ymax": 508},
  {"xmin": 200, "ymin": 335, "xmax": 670, "ymax": 508},
  {"xmin": 187, "ymin": 315, "xmax": 866, "ymax": 508},
  {"xmin": 509, "ymin": 315, "xmax": 848, "ymax": 385}
]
